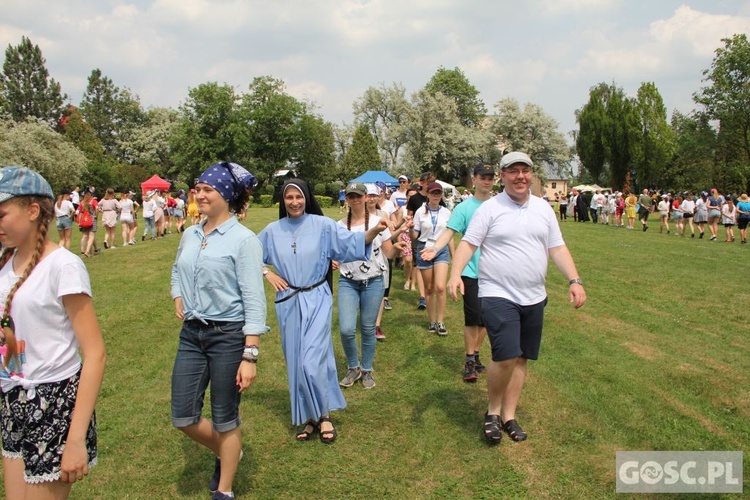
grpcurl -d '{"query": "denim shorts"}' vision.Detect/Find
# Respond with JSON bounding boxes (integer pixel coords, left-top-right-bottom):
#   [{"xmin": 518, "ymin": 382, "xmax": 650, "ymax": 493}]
[
  {"xmin": 1, "ymin": 370, "xmax": 97, "ymax": 483},
  {"xmin": 415, "ymin": 242, "xmax": 450, "ymax": 270},
  {"xmin": 56, "ymin": 215, "xmax": 73, "ymax": 230},
  {"xmin": 171, "ymin": 319, "xmax": 245, "ymax": 433}
]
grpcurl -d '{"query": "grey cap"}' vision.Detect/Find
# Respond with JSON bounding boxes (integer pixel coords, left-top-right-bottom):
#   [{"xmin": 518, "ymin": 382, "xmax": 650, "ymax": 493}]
[
  {"xmin": 499, "ymin": 152, "xmax": 534, "ymax": 170},
  {"xmin": 0, "ymin": 166, "xmax": 54, "ymax": 203}
]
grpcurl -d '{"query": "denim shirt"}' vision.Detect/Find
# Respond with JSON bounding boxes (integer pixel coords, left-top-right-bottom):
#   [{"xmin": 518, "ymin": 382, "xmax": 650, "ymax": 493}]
[{"xmin": 171, "ymin": 217, "xmax": 269, "ymax": 336}]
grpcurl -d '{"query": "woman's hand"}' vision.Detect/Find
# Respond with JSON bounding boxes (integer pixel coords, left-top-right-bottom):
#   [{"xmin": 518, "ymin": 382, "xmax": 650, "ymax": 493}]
[
  {"xmin": 265, "ymin": 271, "xmax": 289, "ymax": 292},
  {"xmin": 236, "ymin": 361, "xmax": 256, "ymax": 393},
  {"xmin": 174, "ymin": 297, "xmax": 184, "ymax": 320},
  {"xmin": 60, "ymin": 437, "xmax": 90, "ymax": 484},
  {"xmin": 331, "ymin": 260, "xmax": 340, "ymax": 271}
]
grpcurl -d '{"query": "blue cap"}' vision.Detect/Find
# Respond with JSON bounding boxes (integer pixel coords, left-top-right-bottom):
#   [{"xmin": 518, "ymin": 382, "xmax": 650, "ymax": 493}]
[{"xmin": 0, "ymin": 167, "xmax": 54, "ymax": 203}]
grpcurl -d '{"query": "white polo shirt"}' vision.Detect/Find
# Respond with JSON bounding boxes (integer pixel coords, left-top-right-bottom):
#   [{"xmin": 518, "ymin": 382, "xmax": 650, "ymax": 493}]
[{"xmin": 462, "ymin": 191, "xmax": 565, "ymax": 305}]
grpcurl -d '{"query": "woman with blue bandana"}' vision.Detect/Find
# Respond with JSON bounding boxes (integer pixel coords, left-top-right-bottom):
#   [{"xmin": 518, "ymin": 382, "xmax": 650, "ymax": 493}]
[
  {"xmin": 170, "ymin": 162, "xmax": 268, "ymax": 500},
  {"xmin": 259, "ymin": 179, "xmax": 388, "ymax": 444}
]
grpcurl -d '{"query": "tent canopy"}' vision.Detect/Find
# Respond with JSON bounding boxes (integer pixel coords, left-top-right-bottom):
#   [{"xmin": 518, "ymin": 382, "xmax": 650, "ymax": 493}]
[
  {"xmin": 435, "ymin": 179, "xmax": 456, "ymax": 195},
  {"xmin": 141, "ymin": 174, "xmax": 171, "ymax": 194},
  {"xmin": 348, "ymin": 171, "xmax": 399, "ymax": 187}
]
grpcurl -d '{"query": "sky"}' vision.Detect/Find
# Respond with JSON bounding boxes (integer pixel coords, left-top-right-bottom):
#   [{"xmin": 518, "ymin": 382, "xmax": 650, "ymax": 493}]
[{"xmin": 2, "ymin": 0, "xmax": 750, "ymax": 142}]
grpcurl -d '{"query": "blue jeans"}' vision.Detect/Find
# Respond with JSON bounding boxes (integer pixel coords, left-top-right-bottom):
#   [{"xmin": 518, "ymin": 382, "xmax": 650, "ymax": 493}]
[
  {"xmin": 143, "ymin": 216, "xmax": 155, "ymax": 238},
  {"xmin": 338, "ymin": 275, "xmax": 384, "ymax": 371},
  {"xmin": 171, "ymin": 320, "xmax": 245, "ymax": 432}
]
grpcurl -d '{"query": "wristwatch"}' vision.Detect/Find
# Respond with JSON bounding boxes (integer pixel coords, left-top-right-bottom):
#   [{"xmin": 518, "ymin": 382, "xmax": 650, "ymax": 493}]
[
  {"xmin": 569, "ymin": 278, "xmax": 584, "ymax": 286},
  {"xmin": 242, "ymin": 345, "xmax": 259, "ymax": 363},
  {"xmin": 262, "ymin": 267, "xmax": 269, "ymax": 276}
]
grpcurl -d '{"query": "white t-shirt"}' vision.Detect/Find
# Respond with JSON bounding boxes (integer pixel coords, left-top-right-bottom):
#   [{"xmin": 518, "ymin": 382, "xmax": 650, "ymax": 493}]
[
  {"xmin": 0, "ymin": 248, "xmax": 91, "ymax": 392},
  {"xmin": 54, "ymin": 199, "xmax": 75, "ymax": 218},
  {"xmin": 70, "ymin": 190, "xmax": 80, "ymax": 205},
  {"xmin": 413, "ymin": 205, "xmax": 451, "ymax": 243},
  {"xmin": 463, "ymin": 191, "xmax": 565, "ymax": 305},
  {"xmin": 390, "ymin": 190, "xmax": 408, "ymax": 208},
  {"xmin": 142, "ymin": 199, "xmax": 157, "ymax": 217},
  {"xmin": 681, "ymin": 199, "xmax": 695, "ymax": 215},
  {"xmin": 657, "ymin": 200, "xmax": 670, "ymax": 214},
  {"xmin": 380, "ymin": 199, "xmax": 397, "ymax": 219},
  {"xmin": 337, "ymin": 215, "xmax": 391, "ymax": 280}
]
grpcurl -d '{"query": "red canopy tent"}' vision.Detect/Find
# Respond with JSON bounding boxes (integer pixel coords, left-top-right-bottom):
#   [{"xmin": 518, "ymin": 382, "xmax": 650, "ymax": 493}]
[{"xmin": 140, "ymin": 175, "xmax": 171, "ymax": 194}]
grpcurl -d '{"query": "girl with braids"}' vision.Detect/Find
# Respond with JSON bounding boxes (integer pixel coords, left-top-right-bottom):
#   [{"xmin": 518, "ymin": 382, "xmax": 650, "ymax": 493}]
[
  {"xmin": 335, "ymin": 183, "xmax": 409, "ymax": 390},
  {"xmin": 259, "ymin": 179, "xmax": 388, "ymax": 444},
  {"xmin": 0, "ymin": 167, "xmax": 105, "ymax": 499},
  {"xmin": 54, "ymin": 189, "xmax": 75, "ymax": 250},
  {"xmin": 411, "ymin": 182, "xmax": 454, "ymax": 335},
  {"xmin": 170, "ymin": 162, "xmax": 267, "ymax": 500}
]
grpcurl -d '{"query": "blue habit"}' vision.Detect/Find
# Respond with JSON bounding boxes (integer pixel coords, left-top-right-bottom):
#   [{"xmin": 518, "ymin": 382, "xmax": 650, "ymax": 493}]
[{"xmin": 259, "ymin": 213, "xmax": 370, "ymax": 425}]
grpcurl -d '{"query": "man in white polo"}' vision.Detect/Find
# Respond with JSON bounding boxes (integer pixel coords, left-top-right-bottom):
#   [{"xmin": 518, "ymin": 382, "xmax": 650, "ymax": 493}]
[{"xmin": 448, "ymin": 151, "xmax": 587, "ymax": 445}]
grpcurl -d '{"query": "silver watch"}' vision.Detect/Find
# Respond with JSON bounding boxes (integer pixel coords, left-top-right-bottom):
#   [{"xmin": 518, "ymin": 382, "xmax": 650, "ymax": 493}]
[{"xmin": 568, "ymin": 278, "xmax": 584, "ymax": 286}]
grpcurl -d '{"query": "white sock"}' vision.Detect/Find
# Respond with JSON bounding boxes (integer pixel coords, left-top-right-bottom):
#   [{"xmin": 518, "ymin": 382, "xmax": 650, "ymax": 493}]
[{"xmin": 218, "ymin": 492, "xmax": 234, "ymax": 498}]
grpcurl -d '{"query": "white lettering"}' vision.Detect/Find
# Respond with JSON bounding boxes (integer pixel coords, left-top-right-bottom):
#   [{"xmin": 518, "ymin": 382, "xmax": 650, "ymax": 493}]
[
  {"xmin": 619, "ymin": 461, "xmax": 640, "ymax": 485},
  {"xmin": 680, "ymin": 462, "xmax": 697, "ymax": 485},
  {"xmin": 640, "ymin": 461, "xmax": 663, "ymax": 485},
  {"xmin": 707, "ymin": 461, "xmax": 724, "ymax": 485},
  {"xmin": 663, "ymin": 461, "xmax": 680, "ymax": 485},
  {"xmin": 725, "ymin": 462, "xmax": 740, "ymax": 485}
]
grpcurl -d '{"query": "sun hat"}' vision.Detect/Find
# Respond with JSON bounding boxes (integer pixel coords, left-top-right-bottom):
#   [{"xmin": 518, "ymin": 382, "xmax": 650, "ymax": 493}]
[
  {"xmin": 0, "ymin": 166, "xmax": 54, "ymax": 203},
  {"xmin": 398, "ymin": 175, "xmax": 409, "ymax": 182},
  {"xmin": 499, "ymin": 152, "xmax": 534, "ymax": 170},
  {"xmin": 345, "ymin": 182, "xmax": 367, "ymax": 196},
  {"xmin": 739, "ymin": 193, "xmax": 749, "ymax": 202}
]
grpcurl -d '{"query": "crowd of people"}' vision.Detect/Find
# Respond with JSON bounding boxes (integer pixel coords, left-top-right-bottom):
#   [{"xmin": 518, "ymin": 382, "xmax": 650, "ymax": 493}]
[
  {"xmin": 0, "ymin": 154, "xmax": 590, "ymax": 500},
  {"xmin": 553, "ymin": 187, "xmax": 750, "ymax": 244}
]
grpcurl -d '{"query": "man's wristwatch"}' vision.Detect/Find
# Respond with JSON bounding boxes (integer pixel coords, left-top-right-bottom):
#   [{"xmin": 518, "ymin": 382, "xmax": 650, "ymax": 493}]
[
  {"xmin": 569, "ymin": 278, "xmax": 584, "ymax": 286},
  {"xmin": 262, "ymin": 267, "xmax": 269, "ymax": 276},
  {"xmin": 242, "ymin": 345, "xmax": 259, "ymax": 363}
]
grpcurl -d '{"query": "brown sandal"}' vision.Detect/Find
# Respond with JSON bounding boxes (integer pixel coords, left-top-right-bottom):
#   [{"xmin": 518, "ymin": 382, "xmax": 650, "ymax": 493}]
[
  {"xmin": 295, "ymin": 420, "xmax": 317, "ymax": 441},
  {"xmin": 318, "ymin": 416, "xmax": 337, "ymax": 444}
]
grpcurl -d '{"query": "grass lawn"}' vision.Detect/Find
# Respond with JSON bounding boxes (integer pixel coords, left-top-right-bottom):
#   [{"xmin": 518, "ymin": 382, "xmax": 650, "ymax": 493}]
[{"xmin": 3, "ymin": 207, "xmax": 748, "ymax": 498}]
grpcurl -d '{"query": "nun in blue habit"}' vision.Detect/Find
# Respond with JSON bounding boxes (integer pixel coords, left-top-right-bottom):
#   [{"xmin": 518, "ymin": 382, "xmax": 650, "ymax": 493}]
[{"xmin": 259, "ymin": 179, "xmax": 387, "ymax": 443}]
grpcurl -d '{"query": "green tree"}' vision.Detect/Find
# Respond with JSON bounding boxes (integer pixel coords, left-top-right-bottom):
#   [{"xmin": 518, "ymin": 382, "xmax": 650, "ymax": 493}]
[
  {"xmin": 61, "ymin": 107, "xmax": 107, "ymax": 164},
  {"xmin": 666, "ymin": 111, "xmax": 717, "ymax": 192},
  {"xmin": 0, "ymin": 118, "xmax": 86, "ymax": 191},
  {"xmin": 79, "ymin": 69, "xmax": 147, "ymax": 162},
  {"xmin": 170, "ymin": 82, "xmax": 241, "ymax": 184},
  {"xmin": 634, "ymin": 82, "xmax": 674, "ymax": 188},
  {"xmin": 403, "ymin": 90, "xmax": 491, "ymax": 181},
  {"xmin": 694, "ymin": 34, "xmax": 750, "ymax": 164},
  {"xmin": 490, "ymin": 98, "xmax": 571, "ymax": 180},
  {"xmin": 353, "ymin": 82, "xmax": 410, "ymax": 169},
  {"xmin": 118, "ymin": 107, "xmax": 179, "ymax": 176},
  {"xmin": 294, "ymin": 114, "xmax": 336, "ymax": 182},
  {"xmin": 575, "ymin": 83, "xmax": 609, "ymax": 184},
  {"xmin": 0, "ymin": 36, "xmax": 67, "ymax": 126},
  {"xmin": 424, "ymin": 67, "xmax": 486, "ymax": 127},
  {"xmin": 341, "ymin": 123, "xmax": 381, "ymax": 181}
]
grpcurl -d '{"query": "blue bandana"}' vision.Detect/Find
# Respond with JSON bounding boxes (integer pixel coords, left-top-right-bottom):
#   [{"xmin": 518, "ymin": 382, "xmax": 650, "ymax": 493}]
[{"xmin": 196, "ymin": 162, "xmax": 257, "ymax": 203}]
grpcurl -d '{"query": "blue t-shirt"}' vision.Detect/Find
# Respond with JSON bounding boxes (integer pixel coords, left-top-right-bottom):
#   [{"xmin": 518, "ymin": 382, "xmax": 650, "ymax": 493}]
[
  {"xmin": 737, "ymin": 200, "xmax": 750, "ymax": 217},
  {"xmin": 447, "ymin": 196, "xmax": 483, "ymax": 278},
  {"xmin": 338, "ymin": 190, "xmax": 346, "ymax": 201}
]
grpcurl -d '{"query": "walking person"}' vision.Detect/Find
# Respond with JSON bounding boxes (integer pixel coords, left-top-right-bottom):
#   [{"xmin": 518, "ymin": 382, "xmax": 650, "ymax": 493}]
[
  {"xmin": 421, "ymin": 163, "xmax": 494, "ymax": 381},
  {"xmin": 173, "ymin": 190, "xmax": 186, "ymax": 233},
  {"xmin": 141, "ymin": 191, "xmax": 157, "ymax": 241},
  {"xmin": 694, "ymin": 191, "xmax": 709, "ymax": 238},
  {"xmin": 77, "ymin": 191, "xmax": 96, "ymax": 257},
  {"xmin": 707, "ymin": 188, "xmax": 724, "ymax": 241},
  {"xmin": 119, "ymin": 191, "xmax": 137, "ymax": 246},
  {"xmin": 411, "ymin": 182, "xmax": 453, "ymax": 335},
  {"xmin": 681, "ymin": 193, "xmax": 696, "ymax": 237},
  {"xmin": 558, "ymin": 192, "xmax": 568, "ymax": 221},
  {"xmin": 0, "ymin": 166, "xmax": 106, "ymax": 499},
  {"xmin": 625, "ymin": 192, "xmax": 637, "ymax": 229},
  {"xmin": 736, "ymin": 193, "xmax": 750, "ymax": 244},
  {"xmin": 98, "ymin": 188, "xmax": 120, "ymax": 249},
  {"xmin": 54, "ymin": 189, "xmax": 75, "ymax": 249},
  {"xmin": 657, "ymin": 195, "xmax": 670, "ymax": 234},
  {"xmin": 187, "ymin": 189, "xmax": 200, "ymax": 226},
  {"xmin": 336, "ymin": 182, "xmax": 407, "ymax": 389},
  {"xmin": 672, "ymin": 194, "xmax": 684, "ymax": 236},
  {"xmin": 170, "ymin": 162, "xmax": 266, "ymax": 500},
  {"xmin": 407, "ymin": 173, "xmax": 444, "ymax": 310},
  {"xmin": 721, "ymin": 196, "xmax": 737, "ymax": 243},
  {"xmin": 447, "ymin": 152, "xmax": 586, "ymax": 445},
  {"xmin": 638, "ymin": 189, "xmax": 652, "ymax": 232},
  {"xmin": 259, "ymin": 179, "xmax": 388, "ymax": 444}
]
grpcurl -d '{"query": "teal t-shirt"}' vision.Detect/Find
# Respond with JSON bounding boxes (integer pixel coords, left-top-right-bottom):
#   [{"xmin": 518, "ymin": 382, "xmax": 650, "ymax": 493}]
[{"xmin": 447, "ymin": 197, "xmax": 484, "ymax": 278}]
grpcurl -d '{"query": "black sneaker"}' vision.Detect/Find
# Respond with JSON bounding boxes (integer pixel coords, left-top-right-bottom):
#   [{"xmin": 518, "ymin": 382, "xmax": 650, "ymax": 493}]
[
  {"xmin": 427, "ymin": 322, "xmax": 438, "ymax": 333},
  {"xmin": 417, "ymin": 297, "xmax": 426, "ymax": 309},
  {"xmin": 383, "ymin": 298, "xmax": 392, "ymax": 310},
  {"xmin": 463, "ymin": 360, "xmax": 478, "ymax": 382},
  {"xmin": 208, "ymin": 457, "xmax": 221, "ymax": 492},
  {"xmin": 474, "ymin": 354, "xmax": 487, "ymax": 373}
]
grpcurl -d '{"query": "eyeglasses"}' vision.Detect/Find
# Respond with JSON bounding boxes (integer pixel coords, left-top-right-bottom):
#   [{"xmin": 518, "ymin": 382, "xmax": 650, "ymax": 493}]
[
  {"xmin": 429, "ymin": 191, "xmax": 443, "ymax": 195},
  {"xmin": 399, "ymin": 180, "xmax": 408, "ymax": 184},
  {"xmin": 503, "ymin": 168, "xmax": 533, "ymax": 176}
]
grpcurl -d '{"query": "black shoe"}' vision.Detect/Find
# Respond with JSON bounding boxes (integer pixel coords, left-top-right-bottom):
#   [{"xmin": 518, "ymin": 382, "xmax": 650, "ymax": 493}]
[
  {"xmin": 208, "ymin": 457, "xmax": 220, "ymax": 492},
  {"xmin": 142, "ymin": 235, "xmax": 146, "ymax": 242},
  {"xmin": 474, "ymin": 354, "xmax": 487, "ymax": 373},
  {"xmin": 699, "ymin": 232, "xmax": 704, "ymax": 239},
  {"xmin": 463, "ymin": 360, "xmax": 478, "ymax": 382}
]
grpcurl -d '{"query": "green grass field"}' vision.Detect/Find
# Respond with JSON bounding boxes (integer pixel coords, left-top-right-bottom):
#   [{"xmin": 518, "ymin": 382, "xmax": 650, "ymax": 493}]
[{"xmin": 3, "ymin": 207, "xmax": 749, "ymax": 498}]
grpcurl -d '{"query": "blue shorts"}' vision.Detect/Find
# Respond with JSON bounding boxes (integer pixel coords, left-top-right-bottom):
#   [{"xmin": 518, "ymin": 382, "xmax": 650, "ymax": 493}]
[
  {"xmin": 171, "ymin": 319, "xmax": 245, "ymax": 433},
  {"xmin": 415, "ymin": 242, "xmax": 450, "ymax": 270},
  {"xmin": 56, "ymin": 216, "xmax": 73, "ymax": 230},
  {"xmin": 480, "ymin": 297, "xmax": 547, "ymax": 362},
  {"xmin": 1, "ymin": 370, "xmax": 97, "ymax": 483}
]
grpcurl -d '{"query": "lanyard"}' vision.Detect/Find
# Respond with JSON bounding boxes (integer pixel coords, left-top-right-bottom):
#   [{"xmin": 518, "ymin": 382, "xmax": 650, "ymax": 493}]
[{"xmin": 428, "ymin": 208, "xmax": 440, "ymax": 234}]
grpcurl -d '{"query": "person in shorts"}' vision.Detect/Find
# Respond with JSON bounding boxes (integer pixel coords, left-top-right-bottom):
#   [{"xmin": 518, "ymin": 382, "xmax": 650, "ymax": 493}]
[
  {"xmin": 0, "ymin": 167, "xmax": 105, "ymax": 498},
  {"xmin": 448, "ymin": 152, "xmax": 586, "ymax": 445},
  {"xmin": 421, "ymin": 162, "xmax": 495, "ymax": 381},
  {"xmin": 638, "ymin": 188, "xmax": 652, "ymax": 232}
]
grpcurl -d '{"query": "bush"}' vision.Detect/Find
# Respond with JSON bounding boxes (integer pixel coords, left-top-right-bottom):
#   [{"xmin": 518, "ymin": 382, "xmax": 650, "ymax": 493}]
[
  {"xmin": 313, "ymin": 183, "xmax": 327, "ymax": 197},
  {"xmin": 327, "ymin": 182, "xmax": 342, "ymax": 198},
  {"xmin": 260, "ymin": 194, "xmax": 274, "ymax": 208},
  {"xmin": 329, "ymin": 196, "xmax": 338, "ymax": 207}
]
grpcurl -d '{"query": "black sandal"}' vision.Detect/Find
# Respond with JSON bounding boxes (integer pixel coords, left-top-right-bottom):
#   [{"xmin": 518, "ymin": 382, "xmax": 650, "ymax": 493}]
[
  {"xmin": 318, "ymin": 416, "xmax": 337, "ymax": 444},
  {"xmin": 502, "ymin": 419, "xmax": 528, "ymax": 442},
  {"xmin": 295, "ymin": 420, "xmax": 317, "ymax": 441},
  {"xmin": 483, "ymin": 412, "xmax": 502, "ymax": 445}
]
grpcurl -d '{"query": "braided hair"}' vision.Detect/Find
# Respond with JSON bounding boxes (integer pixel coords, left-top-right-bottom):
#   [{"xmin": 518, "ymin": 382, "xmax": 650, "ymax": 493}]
[
  {"xmin": 346, "ymin": 206, "xmax": 369, "ymax": 231},
  {"xmin": 0, "ymin": 196, "xmax": 54, "ymax": 369}
]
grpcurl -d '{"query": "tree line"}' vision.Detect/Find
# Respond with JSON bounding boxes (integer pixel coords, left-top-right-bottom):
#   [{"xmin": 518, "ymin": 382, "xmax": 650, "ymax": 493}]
[{"xmin": 1, "ymin": 34, "xmax": 748, "ymax": 196}]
